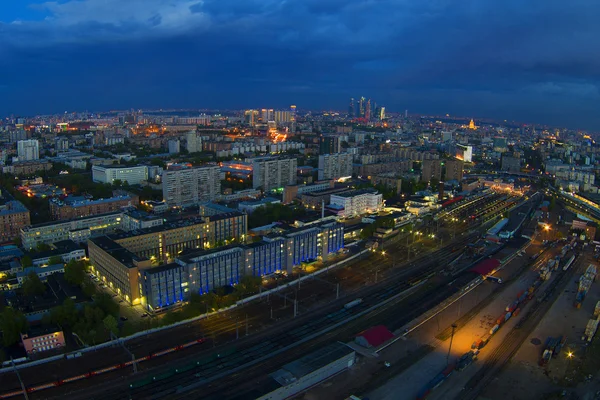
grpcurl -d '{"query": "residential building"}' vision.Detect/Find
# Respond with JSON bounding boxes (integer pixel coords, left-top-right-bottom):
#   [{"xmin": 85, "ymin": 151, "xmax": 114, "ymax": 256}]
[
  {"xmin": 162, "ymin": 165, "xmax": 221, "ymax": 207},
  {"xmin": 328, "ymin": 189, "xmax": 383, "ymax": 217},
  {"xmin": 445, "ymin": 159, "xmax": 464, "ymax": 181},
  {"xmin": 283, "ymin": 180, "xmax": 334, "ymax": 204},
  {"xmin": 199, "ymin": 203, "xmax": 237, "ymax": 217},
  {"xmin": 21, "ymin": 327, "xmax": 65, "ymax": 355},
  {"xmin": 493, "ymin": 137, "xmax": 508, "ymax": 153},
  {"xmin": 17, "ymin": 139, "xmax": 39, "ymax": 161},
  {"xmin": 92, "ymin": 165, "xmax": 149, "ymax": 185},
  {"xmin": 0, "ymin": 200, "xmax": 30, "ymax": 242},
  {"xmin": 121, "ymin": 209, "xmax": 164, "ymax": 231},
  {"xmin": 168, "ymin": 139, "xmax": 180, "ymax": 154},
  {"xmin": 370, "ymin": 174, "xmax": 402, "ymax": 194},
  {"xmin": 252, "ymin": 157, "xmax": 297, "ymax": 192},
  {"xmin": 21, "ymin": 211, "xmax": 123, "ymax": 250},
  {"xmin": 421, "ymin": 160, "xmax": 442, "ymax": 183},
  {"xmin": 186, "ymin": 132, "xmax": 203, "ymax": 153},
  {"xmin": 4, "ymin": 160, "xmax": 52, "ymax": 175},
  {"xmin": 501, "ymin": 155, "xmax": 521, "ymax": 173},
  {"xmin": 318, "ymin": 153, "xmax": 353, "ymax": 180},
  {"xmin": 49, "ymin": 193, "xmax": 139, "ymax": 220}
]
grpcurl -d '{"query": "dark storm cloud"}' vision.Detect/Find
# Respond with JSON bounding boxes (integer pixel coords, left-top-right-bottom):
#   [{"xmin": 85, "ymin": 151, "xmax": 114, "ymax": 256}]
[{"xmin": 1, "ymin": 0, "xmax": 600, "ymax": 129}]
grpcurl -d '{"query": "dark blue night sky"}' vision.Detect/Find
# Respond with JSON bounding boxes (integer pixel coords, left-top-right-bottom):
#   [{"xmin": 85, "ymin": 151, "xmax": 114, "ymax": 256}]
[{"xmin": 1, "ymin": 1, "xmax": 599, "ymax": 129}]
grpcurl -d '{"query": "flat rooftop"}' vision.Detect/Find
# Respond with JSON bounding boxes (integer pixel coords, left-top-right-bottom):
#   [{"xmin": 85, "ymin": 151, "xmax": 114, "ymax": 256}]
[
  {"xmin": 89, "ymin": 236, "xmax": 146, "ymax": 268},
  {"xmin": 270, "ymin": 342, "xmax": 354, "ymax": 386}
]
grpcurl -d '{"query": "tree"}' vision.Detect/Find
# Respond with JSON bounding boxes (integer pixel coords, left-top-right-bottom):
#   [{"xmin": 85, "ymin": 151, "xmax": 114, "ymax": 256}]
[
  {"xmin": 21, "ymin": 255, "xmax": 33, "ymax": 268},
  {"xmin": 0, "ymin": 307, "xmax": 28, "ymax": 346},
  {"xmin": 94, "ymin": 293, "xmax": 119, "ymax": 316},
  {"xmin": 102, "ymin": 315, "xmax": 119, "ymax": 336},
  {"xmin": 112, "ymin": 179, "xmax": 123, "ymax": 187},
  {"xmin": 22, "ymin": 272, "xmax": 46, "ymax": 297},
  {"xmin": 36, "ymin": 243, "xmax": 52, "ymax": 252},
  {"xmin": 64, "ymin": 260, "xmax": 86, "ymax": 285},
  {"xmin": 47, "ymin": 255, "xmax": 63, "ymax": 266}
]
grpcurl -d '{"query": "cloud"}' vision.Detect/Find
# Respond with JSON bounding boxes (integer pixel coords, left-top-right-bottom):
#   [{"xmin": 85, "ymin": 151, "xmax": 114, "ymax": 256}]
[{"xmin": 0, "ymin": 0, "xmax": 600, "ymax": 129}]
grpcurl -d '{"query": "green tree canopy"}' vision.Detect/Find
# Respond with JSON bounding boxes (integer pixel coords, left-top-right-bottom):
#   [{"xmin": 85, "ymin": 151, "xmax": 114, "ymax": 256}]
[
  {"xmin": 47, "ymin": 255, "xmax": 64, "ymax": 266},
  {"xmin": 22, "ymin": 272, "xmax": 46, "ymax": 297},
  {"xmin": 93, "ymin": 292, "xmax": 119, "ymax": 316},
  {"xmin": 21, "ymin": 255, "xmax": 33, "ymax": 268},
  {"xmin": 102, "ymin": 315, "xmax": 119, "ymax": 336},
  {"xmin": 64, "ymin": 259, "xmax": 87, "ymax": 286},
  {"xmin": 0, "ymin": 307, "xmax": 28, "ymax": 346}
]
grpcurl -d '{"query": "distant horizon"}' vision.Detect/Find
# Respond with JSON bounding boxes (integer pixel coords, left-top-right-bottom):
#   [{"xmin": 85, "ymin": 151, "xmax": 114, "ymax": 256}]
[
  {"xmin": 2, "ymin": 2, "xmax": 600, "ymax": 131},
  {"xmin": 2, "ymin": 107, "xmax": 578, "ymax": 132}
]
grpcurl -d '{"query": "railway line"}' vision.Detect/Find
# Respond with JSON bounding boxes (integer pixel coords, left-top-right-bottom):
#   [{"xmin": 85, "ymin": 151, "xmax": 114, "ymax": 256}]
[
  {"xmin": 458, "ymin": 255, "xmax": 581, "ymax": 400},
  {"xmin": 0, "ymin": 190, "xmax": 524, "ymax": 400}
]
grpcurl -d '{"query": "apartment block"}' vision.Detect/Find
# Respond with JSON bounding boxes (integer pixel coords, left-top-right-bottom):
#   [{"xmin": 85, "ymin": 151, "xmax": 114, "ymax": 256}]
[
  {"xmin": 252, "ymin": 157, "xmax": 297, "ymax": 192},
  {"xmin": 162, "ymin": 164, "xmax": 221, "ymax": 207},
  {"xmin": 318, "ymin": 153, "xmax": 353, "ymax": 180},
  {"xmin": 0, "ymin": 200, "xmax": 30, "ymax": 242},
  {"xmin": 421, "ymin": 160, "xmax": 442, "ymax": 183},
  {"xmin": 445, "ymin": 159, "xmax": 464, "ymax": 181}
]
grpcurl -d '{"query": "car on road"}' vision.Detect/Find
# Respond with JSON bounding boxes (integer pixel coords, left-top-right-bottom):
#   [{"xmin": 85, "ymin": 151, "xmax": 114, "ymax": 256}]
[
  {"xmin": 141, "ymin": 313, "xmax": 148, "ymax": 318},
  {"xmin": 120, "ymin": 316, "xmax": 128, "ymax": 321}
]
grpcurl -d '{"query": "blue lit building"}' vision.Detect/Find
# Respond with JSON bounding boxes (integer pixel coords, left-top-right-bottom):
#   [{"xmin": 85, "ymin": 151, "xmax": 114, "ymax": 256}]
[
  {"xmin": 140, "ymin": 263, "xmax": 187, "ymax": 310},
  {"xmin": 246, "ymin": 238, "xmax": 286, "ymax": 276}
]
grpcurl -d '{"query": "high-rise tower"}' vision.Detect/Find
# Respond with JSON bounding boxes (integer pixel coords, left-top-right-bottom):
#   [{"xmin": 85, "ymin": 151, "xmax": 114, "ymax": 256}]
[{"xmin": 348, "ymin": 98, "xmax": 355, "ymax": 118}]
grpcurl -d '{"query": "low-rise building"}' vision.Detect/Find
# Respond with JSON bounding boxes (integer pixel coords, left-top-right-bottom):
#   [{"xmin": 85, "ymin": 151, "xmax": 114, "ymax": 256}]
[
  {"xmin": 370, "ymin": 174, "xmax": 402, "ymax": 194},
  {"xmin": 0, "ymin": 199, "xmax": 30, "ymax": 242},
  {"xmin": 17, "ymin": 264, "xmax": 65, "ymax": 285},
  {"xmin": 28, "ymin": 240, "xmax": 85, "ymax": 267},
  {"xmin": 92, "ymin": 165, "xmax": 149, "ymax": 185},
  {"xmin": 50, "ymin": 193, "xmax": 139, "ymax": 220},
  {"xmin": 21, "ymin": 327, "xmax": 65, "ymax": 355},
  {"xmin": 3, "ymin": 160, "xmax": 52, "ymax": 175},
  {"xmin": 328, "ymin": 189, "xmax": 383, "ymax": 217},
  {"xmin": 21, "ymin": 211, "xmax": 123, "ymax": 249},
  {"xmin": 238, "ymin": 197, "xmax": 281, "ymax": 213}
]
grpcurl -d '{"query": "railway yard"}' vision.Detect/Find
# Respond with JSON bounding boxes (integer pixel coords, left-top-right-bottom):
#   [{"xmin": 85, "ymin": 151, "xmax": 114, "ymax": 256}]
[{"xmin": 1, "ymin": 187, "xmax": 580, "ymax": 400}]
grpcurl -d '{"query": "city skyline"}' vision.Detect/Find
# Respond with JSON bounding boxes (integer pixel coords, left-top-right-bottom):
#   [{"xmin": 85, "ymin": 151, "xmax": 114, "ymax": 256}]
[{"xmin": 1, "ymin": 1, "xmax": 600, "ymax": 131}]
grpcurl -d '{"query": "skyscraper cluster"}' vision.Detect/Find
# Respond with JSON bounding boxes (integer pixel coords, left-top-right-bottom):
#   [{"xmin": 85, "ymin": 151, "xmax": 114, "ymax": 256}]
[{"xmin": 348, "ymin": 97, "xmax": 385, "ymax": 121}]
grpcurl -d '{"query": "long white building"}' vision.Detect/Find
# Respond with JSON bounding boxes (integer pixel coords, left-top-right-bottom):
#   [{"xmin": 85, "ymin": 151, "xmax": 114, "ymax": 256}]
[
  {"xmin": 318, "ymin": 153, "xmax": 353, "ymax": 180},
  {"xmin": 252, "ymin": 157, "xmax": 297, "ymax": 192},
  {"xmin": 162, "ymin": 164, "xmax": 221, "ymax": 207},
  {"xmin": 92, "ymin": 165, "xmax": 149, "ymax": 185},
  {"xmin": 329, "ymin": 189, "xmax": 383, "ymax": 217}
]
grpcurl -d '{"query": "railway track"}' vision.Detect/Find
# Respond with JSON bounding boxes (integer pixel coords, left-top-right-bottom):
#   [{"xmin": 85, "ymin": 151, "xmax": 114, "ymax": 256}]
[
  {"xmin": 3, "ymin": 192, "xmax": 521, "ymax": 400},
  {"xmin": 458, "ymin": 255, "xmax": 580, "ymax": 400}
]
